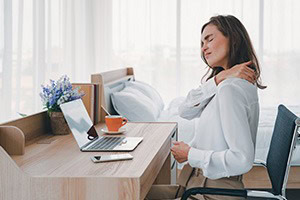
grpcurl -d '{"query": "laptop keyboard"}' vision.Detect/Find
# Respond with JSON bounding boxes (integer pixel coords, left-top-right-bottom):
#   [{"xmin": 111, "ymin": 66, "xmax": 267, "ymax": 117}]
[{"xmin": 87, "ymin": 137, "xmax": 125, "ymax": 150}]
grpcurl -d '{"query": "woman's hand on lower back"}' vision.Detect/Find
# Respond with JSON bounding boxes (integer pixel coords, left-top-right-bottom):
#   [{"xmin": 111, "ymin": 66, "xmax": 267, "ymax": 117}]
[{"xmin": 215, "ymin": 61, "xmax": 256, "ymax": 85}]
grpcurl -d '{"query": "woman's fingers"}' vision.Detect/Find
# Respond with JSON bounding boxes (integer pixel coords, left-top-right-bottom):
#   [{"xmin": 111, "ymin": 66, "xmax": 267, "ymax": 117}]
[
  {"xmin": 233, "ymin": 61, "xmax": 256, "ymax": 83},
  {"xmin": 243, "ymin": 64, "xmax": 257, "ymax": 80},
  {"xmin": 243, "ymin": 70, "xmax": 256, "ymax": 83},
  {"xmin": 242, "ymin": 73, "xmax": 255, "ymax": 84},
  {"xmin": 240, "ymin": 71, "xmax": 255, "ymax": 84},
  {"xmin": 240, "ymin": 60, "xmax": 252, "ymax": 68},
  {"xmin": 244, "ymin": 65, "xmax": 255, "ymax": 74}
]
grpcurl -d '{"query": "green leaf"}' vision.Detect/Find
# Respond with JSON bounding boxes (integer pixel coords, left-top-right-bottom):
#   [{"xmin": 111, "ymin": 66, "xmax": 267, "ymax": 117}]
[{"xmin": 17, "ymin": 112, "xmax": 27, "ymax": 117}]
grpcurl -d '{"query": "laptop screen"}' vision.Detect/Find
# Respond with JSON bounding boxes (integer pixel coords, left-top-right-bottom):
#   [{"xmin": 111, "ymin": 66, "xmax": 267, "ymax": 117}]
[{"xmin": 60, "ymin": 99, "xmax": 94, "ymax": 148}]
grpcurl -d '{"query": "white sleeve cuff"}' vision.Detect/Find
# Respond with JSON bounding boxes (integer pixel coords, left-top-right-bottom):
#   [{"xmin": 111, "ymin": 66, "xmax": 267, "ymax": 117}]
[{"xmin": 187, "ymin": 147, "xmax": 206, "ymax": 169}]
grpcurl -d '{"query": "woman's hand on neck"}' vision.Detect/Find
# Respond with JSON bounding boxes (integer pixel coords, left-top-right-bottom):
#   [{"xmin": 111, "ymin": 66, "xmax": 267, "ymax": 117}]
[{"xmin": 214, "ymin": 61, "xmax": 256, "ymax": 85}]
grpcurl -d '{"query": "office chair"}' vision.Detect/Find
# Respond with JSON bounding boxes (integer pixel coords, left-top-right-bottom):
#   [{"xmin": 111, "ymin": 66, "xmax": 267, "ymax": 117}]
[{"xmin": 181, "ymin": 105, "xmax": 300, "ymax": 200}]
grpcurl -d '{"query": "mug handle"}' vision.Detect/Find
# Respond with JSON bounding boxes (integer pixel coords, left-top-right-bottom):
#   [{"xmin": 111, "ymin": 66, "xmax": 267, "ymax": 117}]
[{"xmin": 121, "ymin": 117, "xmax": 128, "ymax": 127}]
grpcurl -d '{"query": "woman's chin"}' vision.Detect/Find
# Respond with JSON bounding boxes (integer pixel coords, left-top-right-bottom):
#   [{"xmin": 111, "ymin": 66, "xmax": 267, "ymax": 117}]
[{"xmin": 207, "ymin": 60, "xmax": 218, "ymax": 68}]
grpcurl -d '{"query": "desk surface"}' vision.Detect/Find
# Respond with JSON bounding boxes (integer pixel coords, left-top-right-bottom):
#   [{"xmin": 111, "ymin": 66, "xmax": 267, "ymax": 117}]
[{"xmin": 8, "ymin": 122, "xmax": 177, "ymax": 200}]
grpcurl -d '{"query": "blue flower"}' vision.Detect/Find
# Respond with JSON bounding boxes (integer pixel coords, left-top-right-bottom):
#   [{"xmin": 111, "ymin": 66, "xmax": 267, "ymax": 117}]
[{"xmin": 40, "ymin": 75, "xmax": 84, "ymax": 113}]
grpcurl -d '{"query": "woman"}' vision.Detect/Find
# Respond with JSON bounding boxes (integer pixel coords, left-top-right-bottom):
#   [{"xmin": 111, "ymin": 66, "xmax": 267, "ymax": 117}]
[{"xmin": 146, "ymin": 15, "xmax": 265, "ymax": 200}]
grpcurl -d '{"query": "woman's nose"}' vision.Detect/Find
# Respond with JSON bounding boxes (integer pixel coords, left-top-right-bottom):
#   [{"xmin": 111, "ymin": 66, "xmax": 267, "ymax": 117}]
[
  {"xmin": 201, "ymin": 45, "xmax": 207, "ymax": 53},
  {"xmin": 201, "ymin": 44, "xmax": 208, "ymax": 53}
]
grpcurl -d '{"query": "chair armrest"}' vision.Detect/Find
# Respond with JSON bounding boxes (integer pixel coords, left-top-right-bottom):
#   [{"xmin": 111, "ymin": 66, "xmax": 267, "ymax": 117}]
[
  {"xmin": 181, "ymin": 188, "xmax": 247, "ymax": 200},
  {"xmin": 247, "ymin": 190, "xmax": 282, "ymax": 199},
  {"xmin": 254, "ymin": 159, "xmax": 267, "ymax": 168}
]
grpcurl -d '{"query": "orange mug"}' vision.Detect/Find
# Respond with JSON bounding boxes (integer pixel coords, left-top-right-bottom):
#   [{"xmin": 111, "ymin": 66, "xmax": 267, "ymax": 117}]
[{"xmin": 105, "ymin": 115, "xmax": 128, "ymax": 132}]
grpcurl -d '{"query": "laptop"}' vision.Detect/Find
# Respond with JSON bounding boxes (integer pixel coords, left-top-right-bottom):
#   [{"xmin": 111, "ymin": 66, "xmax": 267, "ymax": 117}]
[{"xmin": 60, "ymin": 99, "xmax": 143, "ymax": 152}]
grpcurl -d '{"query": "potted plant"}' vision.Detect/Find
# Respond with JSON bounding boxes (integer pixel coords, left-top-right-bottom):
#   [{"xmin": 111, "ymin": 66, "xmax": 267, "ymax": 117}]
[{"xmin": 40, "ymin": 75, "xmax": 84, "ymax": 135}]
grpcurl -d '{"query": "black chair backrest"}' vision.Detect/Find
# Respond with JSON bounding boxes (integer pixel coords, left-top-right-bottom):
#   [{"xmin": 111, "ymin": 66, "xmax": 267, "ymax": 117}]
[{"xmin": 266, "ymin": 105, "xmax": 298, "ymax": 195}]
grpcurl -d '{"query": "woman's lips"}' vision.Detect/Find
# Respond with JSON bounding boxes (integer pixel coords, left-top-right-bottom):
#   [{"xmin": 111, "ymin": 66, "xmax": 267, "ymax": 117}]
[{"xmin": 205, "ymin": 52, "xmax": 211, "ymax": 58}]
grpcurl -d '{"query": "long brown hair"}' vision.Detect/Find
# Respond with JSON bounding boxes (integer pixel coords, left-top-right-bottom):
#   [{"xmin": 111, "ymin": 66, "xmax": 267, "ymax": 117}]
[{"xmin": 201, "ymin": 15, "xmax": 266, "ymax": 89}]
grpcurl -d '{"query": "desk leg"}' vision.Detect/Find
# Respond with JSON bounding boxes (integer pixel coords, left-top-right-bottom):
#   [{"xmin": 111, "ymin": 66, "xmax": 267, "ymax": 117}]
[{"xmin": 153, "ymin": 154, "xmax": 171, "ymax": 184}]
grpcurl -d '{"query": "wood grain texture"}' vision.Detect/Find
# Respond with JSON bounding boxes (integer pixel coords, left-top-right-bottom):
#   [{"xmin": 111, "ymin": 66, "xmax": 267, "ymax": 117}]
[
  {"xmin": 244, "ymin": 166, "xmax": 300, "ymax": 188},
  {"xmin": 0, "ymin": 146, "xmax": 30, "ymax": 200},
  {"xmin": 72, "ymin": 83, "xmax": 98, "ymax": 124},
  {"xmin": 91, "ymin": 73, "xmax": 103, "ymax": 124},
  {"xmin": 0, "ymin": 126, "xmax": 25, "ymax": 155},
  {"xmin": 93, "ymin": 67, "xmax": 134, "ymax": 84},
  {"xmin": 0, "ymin": 122, "xmax": 177, "ymax": 200},
  {"xmin": 0, "ymin": 111, "xmax": 51, "ymax": 146},
  {"xmin": 153, "ymin": 154, "xmax": 171, "ymax": 184}
]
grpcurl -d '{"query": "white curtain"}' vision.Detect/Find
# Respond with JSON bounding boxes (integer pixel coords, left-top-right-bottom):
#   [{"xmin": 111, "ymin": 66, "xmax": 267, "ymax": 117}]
[
  {"xmin": 0, "ymin": 0, "xmax": 106, "ymax": 122},
  {"xmin": 1, "ymin": 0, "xmax": 300, "ymax": 123}
]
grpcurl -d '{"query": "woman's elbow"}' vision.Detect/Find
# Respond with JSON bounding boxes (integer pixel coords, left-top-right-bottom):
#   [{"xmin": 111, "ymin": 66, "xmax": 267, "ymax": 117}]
[
  {"xmin": 237, "ymin": 155, "xmax": 254, "ymax": 174},
  {"xmin": 179, "ymin": 111, "xmax": 194, "ymax": 120},
  {"xmin": 178, "ymin": 105, "xmax": 189, "ymax": 119}
]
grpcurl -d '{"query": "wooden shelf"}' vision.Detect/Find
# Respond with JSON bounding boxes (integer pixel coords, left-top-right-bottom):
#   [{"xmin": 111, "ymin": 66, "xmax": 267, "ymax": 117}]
[{"xmin": 0, "ymin": 111, "xmax": 51, "ymax": 155}]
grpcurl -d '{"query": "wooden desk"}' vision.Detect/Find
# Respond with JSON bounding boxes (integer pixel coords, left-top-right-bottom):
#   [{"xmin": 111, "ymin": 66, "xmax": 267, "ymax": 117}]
[{"xmin": 0, "ymin": 122, "xmax": 177, "ymax": 200}]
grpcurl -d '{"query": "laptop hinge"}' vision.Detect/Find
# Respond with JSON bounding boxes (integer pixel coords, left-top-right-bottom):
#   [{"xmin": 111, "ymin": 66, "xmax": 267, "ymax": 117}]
[
  {"xmin": 81, "ymin": 126, "xmax": 100, "ymax": 150},
  {"xmin": 87, "ymin": 126, "xmax": 98, "ymax": 139}
]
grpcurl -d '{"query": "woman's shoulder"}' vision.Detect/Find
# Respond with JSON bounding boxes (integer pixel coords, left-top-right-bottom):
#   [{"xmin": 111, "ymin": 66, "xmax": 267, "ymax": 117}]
[
  {"xmin": 217, "ymin": 77, "xmax": 258, "ymax": 102},
  {"xmin": 218, "ymin": 77, "xmax": 256, "ymax": 90}
]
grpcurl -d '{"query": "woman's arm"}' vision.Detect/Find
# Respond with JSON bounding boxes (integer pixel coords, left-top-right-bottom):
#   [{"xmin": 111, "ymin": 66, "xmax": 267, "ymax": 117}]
[{"xmin": 178, "ymin": 78, "xmax": 217, "ymax": 120}]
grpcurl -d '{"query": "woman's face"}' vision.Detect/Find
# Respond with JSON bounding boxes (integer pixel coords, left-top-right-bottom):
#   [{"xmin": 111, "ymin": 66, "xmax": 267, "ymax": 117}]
[{"xmin": 201, "ymin": 24, "xmax": 230, "ymax": 69}]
